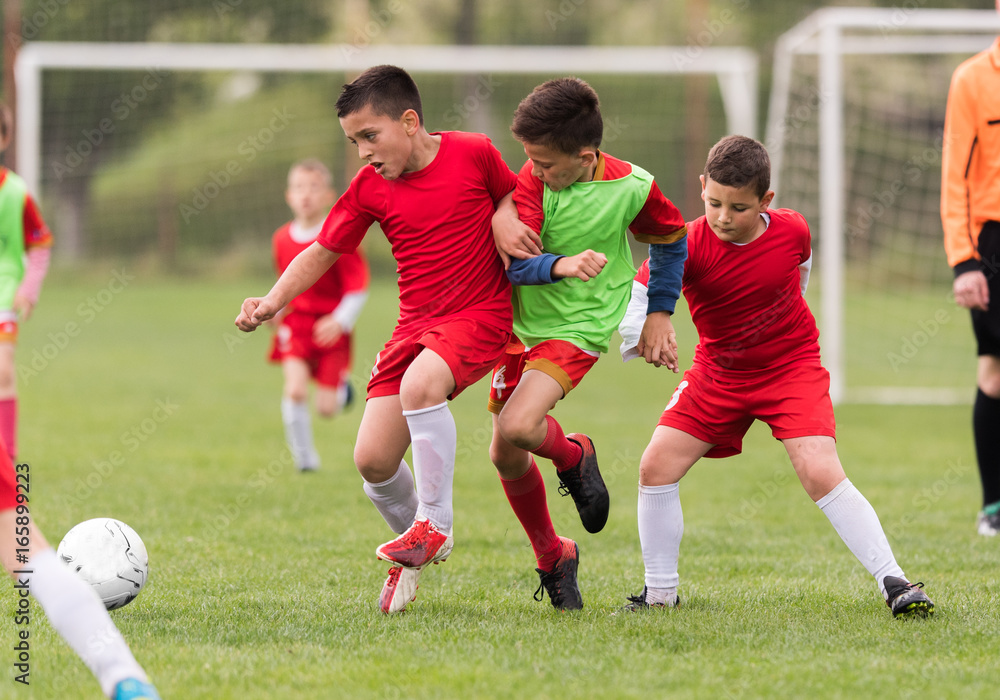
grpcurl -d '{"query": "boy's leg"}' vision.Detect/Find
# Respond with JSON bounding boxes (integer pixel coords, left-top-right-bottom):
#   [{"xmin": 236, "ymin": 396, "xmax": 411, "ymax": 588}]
[
  {"xmin": 785, "ymin": 436, "xmax": 926, "ymax": 607},
  {"xmin": 490, "ymin": 419, "xmax": 581, "ymax": 610},
  {"xmin": 0, "ymin": 341, "xmax": 17, "ymax": 461},
  {"xmin": 973, "ymin": 355, "xmax": 1000, "ymax": 534},
  {"xmin": 498, "ymin": 370, "xmax": 609, "ymax": 533},
  {"xmin": 281, "ymin": 358, "xmax": 320, "ymax": 471},
  {"xmin": 355, "ymin": 394, "xmax": 417, "ymax": 533},
  {"xmin": 0, "ymin": 518, "xmax": 154, "ymax": 698},
  {"xmin": 623, "ymin": 426, "xmax": 710, "ymax": 610}
]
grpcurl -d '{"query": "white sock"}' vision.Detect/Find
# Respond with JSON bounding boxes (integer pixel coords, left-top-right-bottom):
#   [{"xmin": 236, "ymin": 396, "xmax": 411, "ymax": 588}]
[
  {"xmin": 403, "ymin": 402, "xmax": 456, "ymax": 533},
  {"xmin": 638, "ymin": 482, "xmax": 682, "ymax": 591},
  {"xmin": 817, "ymin": 478, "xmax": 905, "ymax": 598},
  {"xmin": 281, "ymin": 397, "xmax": 320, "ymax": 470},
  {"xmin": 27, "ymin": 549, "xmax": 147, "ymax": 697},
  {"xmin": 363, "ymin": 459, "xmax": 418, "ymax": 534}
]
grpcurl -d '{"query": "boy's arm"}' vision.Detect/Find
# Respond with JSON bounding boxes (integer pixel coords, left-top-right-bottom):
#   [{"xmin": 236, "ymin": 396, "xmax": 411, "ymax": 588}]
[
  {"xmin": 236, "ymin": 241, "xmax": 340, "ymax": 332},
  {"xmin": 636, "ymin": 238, "xmax": 688, "ymax": 371},
  {"xmin": 507, "ymin": 250, "xmax": 608, "ymax": 285},
  {"xmin": 493, "ymin": 192, "xmax": 543, "ymax": 269}
]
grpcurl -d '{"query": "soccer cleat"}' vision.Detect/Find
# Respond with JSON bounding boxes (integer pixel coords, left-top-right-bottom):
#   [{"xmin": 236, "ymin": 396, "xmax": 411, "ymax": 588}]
[
  {"xmin": 113, "ymin": 678, "xmax": 161, "ymax": 700},
  {"xmin": 379, "ymin": 564, "xmax": 422, "ymax": 614},
  {"xmin": 376, "ymin": 517, "xmax": 454, "ymax": 569},
  {"xmin": 883, "ymin": 576, "xmax": 934, "ymax": 618},
  {"xmin": 617, "ymin": 586, "xmax": 680, "ymax": 613},
  {"xmin": 977, "ymin": 510, "xmax": 1000, "ymax": 536},
  {"xmin": 533, "ymin": 536, "xmax": 583, "ymax": 611},
  {"xmin": 558, "ymin": 434, "xmax": 610, "ymax": 533}
]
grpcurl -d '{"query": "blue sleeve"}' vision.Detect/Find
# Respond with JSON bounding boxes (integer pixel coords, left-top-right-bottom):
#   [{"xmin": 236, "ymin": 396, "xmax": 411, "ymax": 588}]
[
  {"xmin": 646, "ymin": 238, "xmax": 687, "ymax": 314},
  {"xmin": 506, "ymin": 254, "xmax": 565, "ymax": 286}
]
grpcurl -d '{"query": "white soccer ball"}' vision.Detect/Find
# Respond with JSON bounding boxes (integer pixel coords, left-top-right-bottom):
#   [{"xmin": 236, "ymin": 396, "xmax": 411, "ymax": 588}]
[{"xmin": 57, "ymin": 518, "xmax": 150, "ymax": 610}]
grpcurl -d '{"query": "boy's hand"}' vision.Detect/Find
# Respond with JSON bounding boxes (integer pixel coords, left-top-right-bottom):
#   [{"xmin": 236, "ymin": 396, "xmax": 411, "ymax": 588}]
[
  {"xmin": 13, "ymin": 293, "xmax": 35, "ymax": 321},
  {"xmin": 637, "ymin": 312, "xmax": 679, "ymax": 372},
  {"xmin": 493, "ymin": 219, "xmax": 543, "ymax": 269},
  {"xmin": 954, "ymin": 269, "xmax": 989, "ymax": 311},
  {"xmin": 552, "ymin": 250, "xmax": 607, "ymax": 282},
  {"xmin": 313, "ymin": 315, "xmax": 344, "ymax": 347},
  {"xmin": 236, "ymin": 296, "xmax": 281, "ymax": 332}
]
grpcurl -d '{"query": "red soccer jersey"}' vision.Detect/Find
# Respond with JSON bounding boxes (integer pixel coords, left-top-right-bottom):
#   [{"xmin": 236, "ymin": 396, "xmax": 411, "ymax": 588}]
[
  {"xmin": 319, "ymin": 131, "xmax": 516, "ymax": 332},
  {"xmin": 513, "ymin": 152, "xmax": 686, "ymax": 243},
  {"xmin": 0, "ymin": 168, "xmax": 53, "ymax": 250},
  {"xmin": 675, "ymin": 209, "xmax": 820, "ymax": 374},
  {"xmin": 272, "ymin": 222, "xmax": 369, "ymax": 315}
]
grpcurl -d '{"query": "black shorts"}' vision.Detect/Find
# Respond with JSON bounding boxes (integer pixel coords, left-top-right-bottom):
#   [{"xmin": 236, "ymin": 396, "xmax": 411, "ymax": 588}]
[{"xmin": 973, "ymin": 221, "xmax": 1000, "ymax": 356}]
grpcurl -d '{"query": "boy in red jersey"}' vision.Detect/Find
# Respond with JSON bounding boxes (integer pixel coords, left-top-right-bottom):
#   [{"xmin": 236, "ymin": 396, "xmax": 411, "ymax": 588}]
[
  {"xmin": 0, "ymin": 104, "xmax": 53, "ymax": 463},
  {"xmin": 617, "ymin": 135, "xmax": 934, "ymax": 618},
  {"xmin": 0, "ymin": 444, "xmax": 160, "ymax": 699},
  {"xmin": 487, "ymin": 78, "xmax": 687, "ymax": 610},
  {"xmin": 268, "ymin": 159, "xmax": 369, "ymax": 472},
  {"xmin": 236, "ymin": 65, "xmax": 532, "ymax": 614}
]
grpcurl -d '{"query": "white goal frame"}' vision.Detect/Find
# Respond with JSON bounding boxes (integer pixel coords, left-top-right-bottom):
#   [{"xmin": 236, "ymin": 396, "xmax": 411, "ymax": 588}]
[
  {"xmin": 766, "ymin": 7, "xmax": 1000, "ymax": 405},
  {"xmin": 14, "ymin": 41, "xmax": 759, "ymax": 201}
]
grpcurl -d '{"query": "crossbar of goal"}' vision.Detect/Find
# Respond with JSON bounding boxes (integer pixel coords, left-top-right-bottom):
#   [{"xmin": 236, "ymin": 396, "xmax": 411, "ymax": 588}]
[{"xmin": 14, "ymin": 41, "xmax": 758, "ymax": 198}]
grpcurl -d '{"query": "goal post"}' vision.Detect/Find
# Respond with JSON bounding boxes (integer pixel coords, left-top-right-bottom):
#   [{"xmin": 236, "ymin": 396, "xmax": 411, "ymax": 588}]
[{"xmin": 766, "ymin": 7, "xmax": 1000, "ymax": 405}]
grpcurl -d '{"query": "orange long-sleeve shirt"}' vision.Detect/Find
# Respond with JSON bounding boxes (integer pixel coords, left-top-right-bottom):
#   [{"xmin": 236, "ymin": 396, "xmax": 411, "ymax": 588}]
[{"xmin": 941, "ymin": 37, "xmax": 1000, "ymax": 274}]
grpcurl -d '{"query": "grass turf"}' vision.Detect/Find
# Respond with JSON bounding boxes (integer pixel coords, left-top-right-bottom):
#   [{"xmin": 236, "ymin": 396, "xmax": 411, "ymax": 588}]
[{"xmin": 2, "ymin": 270, "xmax": 998, "ymax": 699}]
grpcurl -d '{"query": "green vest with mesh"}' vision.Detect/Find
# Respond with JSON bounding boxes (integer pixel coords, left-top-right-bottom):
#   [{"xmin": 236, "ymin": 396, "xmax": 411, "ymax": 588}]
[
  {"xmin": 513, "ymin": 163, "xmax": 653, "ymax": 353},
  {"xmin": 0, "ymin": 170, "xmax": 28, "ymax": 310}
]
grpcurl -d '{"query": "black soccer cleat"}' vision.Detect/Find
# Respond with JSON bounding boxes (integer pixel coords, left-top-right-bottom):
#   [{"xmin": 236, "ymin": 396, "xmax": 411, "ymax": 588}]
[
  {"xmin": 534, "ymin": 537, "xmax": 583, "ymax": 611},
  {"xmin": 883, "ymin": 575, "xmax": 934, "ymax": 618},
  {"xmin": 558, "ymin": 434, "xmax": 610, "ymax": 533},
  {"xmin": 616, "ymin": 585, "xmax": 680, "ymax": 613}
]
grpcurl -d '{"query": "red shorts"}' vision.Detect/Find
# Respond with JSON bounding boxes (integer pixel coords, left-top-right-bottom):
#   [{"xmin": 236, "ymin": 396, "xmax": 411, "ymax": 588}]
[
  {"xmin": 658, "ymin": 361, "xmax": 837, "ymax": 458},
  {"xmin": 0, "ymin": 449, "xmax": 19, "ymax": 510},
  {"xmin": 368, "ymin": 317, "xmax": 510, "ymax": 401},
  {"xmin": 269, "ymin": 311, "xmax": 352, "ymax": 389},
  {"xmin": 487, "ymin": 338, "xmax": 600, "ymax": 414},
  {"xmin": 0, "ymin": 320, "xmax": 18, "ymax": 343}
]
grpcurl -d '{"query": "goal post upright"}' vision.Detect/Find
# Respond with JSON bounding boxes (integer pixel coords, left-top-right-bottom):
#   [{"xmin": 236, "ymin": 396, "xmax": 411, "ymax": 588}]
[
  {"xmin": 767, "ymin": 7, "xmax": 1000, "ymax": 405},
  {"xmin": 14, "ymin": 41, "xmax": 758, "ymax": 200}
]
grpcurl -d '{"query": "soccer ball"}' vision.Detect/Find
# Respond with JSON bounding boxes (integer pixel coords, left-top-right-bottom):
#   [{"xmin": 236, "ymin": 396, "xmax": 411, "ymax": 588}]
[{"xmin": 57, "ymin": 518, "xmax": 150, "ymax": 610}]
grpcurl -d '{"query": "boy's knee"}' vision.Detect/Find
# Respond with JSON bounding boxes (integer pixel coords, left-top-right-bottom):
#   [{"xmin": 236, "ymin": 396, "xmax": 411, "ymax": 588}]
[
  {"xmin": 496, "ymin": 411, "xmax": 534, "ymax": 449},
  {"xmin": 353, "ymin": 446, "xmax": 395, "ymax": 483},
  {"xmin": 283, "ymin": 386, "xmax": 308, "ymax": 404}
]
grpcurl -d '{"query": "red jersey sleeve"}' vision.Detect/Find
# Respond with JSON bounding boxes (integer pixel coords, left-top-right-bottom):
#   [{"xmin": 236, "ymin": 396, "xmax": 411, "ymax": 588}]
[
  {"xmin": 477, "ymin": 136, "xmax": 518, "ymax": 205},
  {"xmin": 319, "ymin": 169, "xmax": 380, "ymax": 254},
  {"xmin": 629, "ymin": 181, "xmax": 686, "ymax": 244},
  {"xmin": 23, "ymin": 194, "xmax": 53, "ymax": 249},
  {"xmin": 512, "ymin": 160, "xmax": 545, "ymax": 233}
]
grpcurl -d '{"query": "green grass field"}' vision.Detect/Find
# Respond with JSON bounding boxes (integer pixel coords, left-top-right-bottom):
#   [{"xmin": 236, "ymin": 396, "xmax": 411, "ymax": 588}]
[{"xmin": 2, "ymin": 270, "xmax": 998, "ymax": 699}]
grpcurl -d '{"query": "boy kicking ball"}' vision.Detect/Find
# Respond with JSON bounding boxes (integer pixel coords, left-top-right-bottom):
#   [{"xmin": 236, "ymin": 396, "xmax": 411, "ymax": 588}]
[{"xmin": 618, "ymin": 135, "xmax": 933, "ymax": 618}]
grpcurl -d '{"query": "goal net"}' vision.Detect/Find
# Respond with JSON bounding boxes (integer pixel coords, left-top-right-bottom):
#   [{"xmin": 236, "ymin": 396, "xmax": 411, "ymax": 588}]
[
  {"xmin": 13, "ymin": 42, "xmax": 756, "ymax": 275},
  {"xmin": 766, "ymin": 7, "xmax": 1000, "ymax": 405}
]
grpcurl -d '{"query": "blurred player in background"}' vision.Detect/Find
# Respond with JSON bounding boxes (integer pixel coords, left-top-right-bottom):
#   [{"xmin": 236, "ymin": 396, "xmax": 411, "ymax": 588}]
[
  {"xmin": 941, "ymin": 5, "xmax": 1000, "ymax": 536},
  {"xmin": 0, "ymin": 103, "xmax": 52, "ymax": 463},
  {"xmin": 269, "ymin": 159, "xmax": 369, "ymax": 472},
  {"xmin": 1, "ymin": 101, "xmax": 159, "ymax": 700},
  {"xmin": 488, "ymin": 77, "xmax": 687, "ymax": 610},
  {"xmin": 618, "ymin": 135, "xmax": 933, "ymax": 618},
  {"xmin": 237, "ymin": 65, "xmax": 538, "ymax": 614}
]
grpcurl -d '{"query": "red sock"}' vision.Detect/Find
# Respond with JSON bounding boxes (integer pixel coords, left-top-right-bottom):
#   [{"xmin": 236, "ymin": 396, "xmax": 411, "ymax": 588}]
[
  {"xmin": 500, "ymin": 459, "xmax": 562, "ymax": 571},
  {"xmin": 533, "ymin": 415, "xmax": 582, "ymax": 472},
  {"xmin": 0, "ymin": 398, "xmax": 16, "ymax": 461}
]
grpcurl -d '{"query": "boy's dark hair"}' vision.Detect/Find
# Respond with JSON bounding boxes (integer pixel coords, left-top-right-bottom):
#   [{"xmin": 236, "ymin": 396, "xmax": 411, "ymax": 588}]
[
  {"xmin": 335, "ymin": 65, "xmax": 423, "ymax": 125},
  {"xmin": 703, "ymin": 135, "xmax": 771, "ymax": 199},
  {"xmin": 511, "ymin": 77, "xmax": 602, "ymax": 154}
]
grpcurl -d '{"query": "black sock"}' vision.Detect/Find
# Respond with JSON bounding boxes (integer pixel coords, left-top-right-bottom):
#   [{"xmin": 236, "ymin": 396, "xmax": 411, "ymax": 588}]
[{"xmin": 973, "ymin": 389, "xmax": 1000, "ymax": 508}]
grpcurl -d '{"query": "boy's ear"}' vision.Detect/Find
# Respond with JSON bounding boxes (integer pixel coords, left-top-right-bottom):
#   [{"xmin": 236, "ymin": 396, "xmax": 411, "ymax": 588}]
[
  {"xmin": 579, "ymin": 148, "xmax": 598, "ymax": 166},
  {"xmin": 760, "ymin": 190, "xmax": 775, "ymax": 209},
  {"xmin": 401, "ymin": 108, "xmax": 421, "ymax": 135},
  {"xmin": 699, "ymin": 174, "xmax": 707, "ymax": 199}
]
